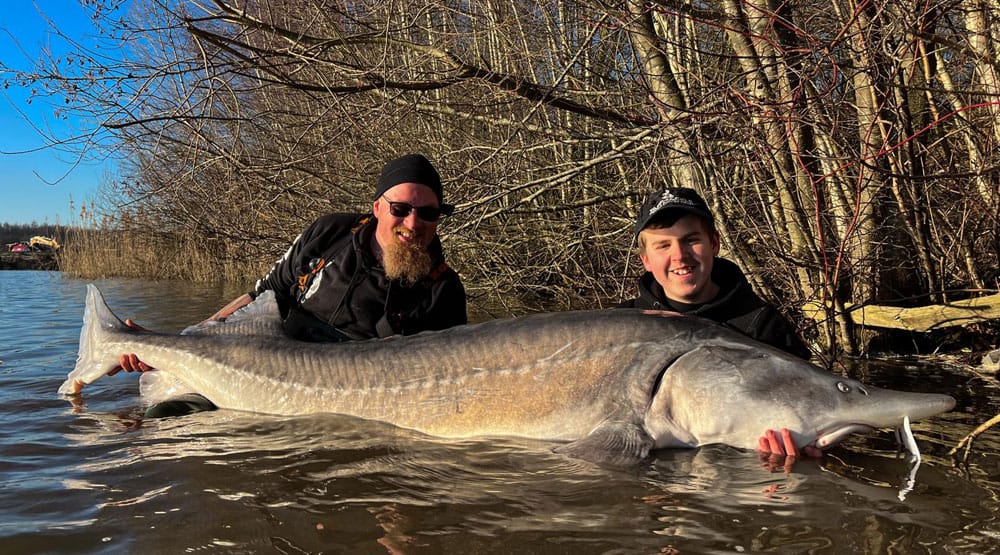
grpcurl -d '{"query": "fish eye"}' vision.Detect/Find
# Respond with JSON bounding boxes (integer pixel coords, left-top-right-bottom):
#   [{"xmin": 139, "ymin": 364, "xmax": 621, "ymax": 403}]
[{"xmin": 837, "ymin": 382, "xmax": 850, "ymax": 393}]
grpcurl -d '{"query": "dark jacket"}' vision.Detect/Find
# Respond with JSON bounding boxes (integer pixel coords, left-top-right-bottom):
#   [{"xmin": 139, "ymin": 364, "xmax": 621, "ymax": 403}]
[
  {"xmin": 618, "ymin": 257, "xmax": 810, "ymax": 358},
  {"xmin": 252, "ymin": 213, "xmax": 467, "ymax": 341}
]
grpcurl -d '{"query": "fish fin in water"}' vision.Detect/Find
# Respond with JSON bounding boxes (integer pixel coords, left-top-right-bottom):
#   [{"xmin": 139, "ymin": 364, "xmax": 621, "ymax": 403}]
[
  {"xmin": 139, "ymin": 371, "xmax": 197, "ymax": 406},
  {"xmin": 553, "ymin": 422, "xmax": 654, "ymax": 466},
  {"xmin": 58, "ymin": 284, "xmax": 130, "ymax": 396},
  {"xmin": 180, "ymin": 290, "xmax": 284, "ymax": 338}
]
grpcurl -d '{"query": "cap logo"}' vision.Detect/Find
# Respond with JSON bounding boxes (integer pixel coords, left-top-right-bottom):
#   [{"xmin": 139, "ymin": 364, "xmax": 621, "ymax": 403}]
[{"xmin": 651, "ymin": 189, "xmax": 699, "ymax": 213}]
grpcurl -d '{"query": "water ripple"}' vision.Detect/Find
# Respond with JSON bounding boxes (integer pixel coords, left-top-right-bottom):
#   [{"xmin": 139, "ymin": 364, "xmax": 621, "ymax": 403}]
[{"xmin": 0, "ymin": 271, "xmax": 997, "ymax": 553}]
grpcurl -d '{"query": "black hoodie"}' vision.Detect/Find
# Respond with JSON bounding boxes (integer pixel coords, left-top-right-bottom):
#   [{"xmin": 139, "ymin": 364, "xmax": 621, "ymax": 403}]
[
  {"xmin": 252, "ymin": 213, "xmax": 467, "ymax": 341},
  {"xmin": 618, "ymin": 257, "xmax": 810, "ymax": 358}
]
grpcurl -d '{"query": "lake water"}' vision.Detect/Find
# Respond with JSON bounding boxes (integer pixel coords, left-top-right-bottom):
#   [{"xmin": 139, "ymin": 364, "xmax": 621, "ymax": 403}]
[{"xmin": 2, "ymin": 270, "xmax": 999, "ymax": 554}]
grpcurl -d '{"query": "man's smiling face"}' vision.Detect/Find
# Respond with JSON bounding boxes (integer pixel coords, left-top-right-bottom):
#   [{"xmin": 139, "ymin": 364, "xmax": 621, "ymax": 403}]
[
  {"xmin": 638, "ymin": 213, "xmax": 720, "ymax": 304},
  {"xmin": 373, "ymin": 182, "xmax": 440, "ymax": 251}
]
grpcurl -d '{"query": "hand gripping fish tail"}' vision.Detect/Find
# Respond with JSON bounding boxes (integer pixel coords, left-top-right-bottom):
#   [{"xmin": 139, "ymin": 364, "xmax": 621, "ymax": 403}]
[{"xmin": 59, "ymin": 285, "xmax": 132, "ymax": 396}]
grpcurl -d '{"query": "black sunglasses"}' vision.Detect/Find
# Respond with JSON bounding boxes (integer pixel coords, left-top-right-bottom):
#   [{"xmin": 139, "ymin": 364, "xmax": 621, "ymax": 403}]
[{"xmin": 384, "ymin": 200, "xmax": 454, "ymax": 222}]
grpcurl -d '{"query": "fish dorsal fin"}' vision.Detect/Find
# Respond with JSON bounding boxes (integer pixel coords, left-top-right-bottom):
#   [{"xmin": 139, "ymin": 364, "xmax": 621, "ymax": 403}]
[{"xmin": 180, "ymin": 290, "xmax": 285, "ymax": 338}]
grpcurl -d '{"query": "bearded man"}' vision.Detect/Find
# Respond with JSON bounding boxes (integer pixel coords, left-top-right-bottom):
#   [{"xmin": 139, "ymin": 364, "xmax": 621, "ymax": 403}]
[
  {"xmin": 254, "ymin": 153, "xmax": 468, "ymax": 342},
  {"xmin": 116, "ymin": 154, "xmax": 467, "ymax": 415}
]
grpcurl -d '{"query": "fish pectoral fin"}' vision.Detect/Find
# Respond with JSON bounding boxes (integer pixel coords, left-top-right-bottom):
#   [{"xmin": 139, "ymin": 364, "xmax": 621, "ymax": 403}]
[{"xmin": 553, "ymin": 422, "xmax": 654, "ymax": 466}]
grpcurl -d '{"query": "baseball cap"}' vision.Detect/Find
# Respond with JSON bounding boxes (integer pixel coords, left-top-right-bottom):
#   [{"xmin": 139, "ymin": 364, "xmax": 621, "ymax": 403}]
[{"xmin": 634, "ymin": 187, "xmax": 714, "ymax": 237}]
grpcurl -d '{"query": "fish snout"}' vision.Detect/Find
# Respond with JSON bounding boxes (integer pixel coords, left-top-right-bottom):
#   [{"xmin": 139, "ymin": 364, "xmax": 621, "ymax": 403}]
[
  {"xmin": 850, "ymin": 387, "xmax": 957, "ymax": 424},
  {"xmin": 906, "ymin": 393, "xmax": 956, "ymax": 420},
  {"xmin": 816, "ymin": 392, "xmax": 956, "ymax": 449}
]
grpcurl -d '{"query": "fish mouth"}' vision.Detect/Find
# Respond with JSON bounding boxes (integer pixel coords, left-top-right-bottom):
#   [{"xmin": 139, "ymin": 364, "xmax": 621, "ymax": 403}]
[{"xmin": 815, "ymin": 424, "xmax": 876, "ymax": 449}]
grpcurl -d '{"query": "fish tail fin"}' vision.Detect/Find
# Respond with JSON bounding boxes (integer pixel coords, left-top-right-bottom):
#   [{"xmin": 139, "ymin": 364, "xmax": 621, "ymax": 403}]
[{"xmin": 58, "ymin": 284, "xmax": 129, "ymax": 396}]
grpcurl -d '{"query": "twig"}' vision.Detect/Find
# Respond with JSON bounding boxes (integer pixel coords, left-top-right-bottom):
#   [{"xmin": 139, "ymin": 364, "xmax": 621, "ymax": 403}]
[{"xmin": 949, "ymin": 412, "xmax": 1000, "ymax": 465}]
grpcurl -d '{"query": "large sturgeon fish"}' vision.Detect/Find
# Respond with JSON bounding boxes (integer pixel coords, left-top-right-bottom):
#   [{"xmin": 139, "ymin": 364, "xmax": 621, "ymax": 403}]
[{"xmin": 60, "ymin": 285, "xmax": 955, "ymax": 463}]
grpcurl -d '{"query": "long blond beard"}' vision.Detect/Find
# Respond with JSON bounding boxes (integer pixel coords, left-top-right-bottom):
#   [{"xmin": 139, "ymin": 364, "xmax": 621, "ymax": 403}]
[{"xmin": 382, "ymin": 230, "xmax": 433, "ymax": 286}]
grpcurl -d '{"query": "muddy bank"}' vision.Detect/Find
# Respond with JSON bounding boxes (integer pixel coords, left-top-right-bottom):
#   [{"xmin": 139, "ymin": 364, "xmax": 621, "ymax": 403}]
[{"xmin": 0, "ymin": 251, "xmax": 58, "ymax": 271}]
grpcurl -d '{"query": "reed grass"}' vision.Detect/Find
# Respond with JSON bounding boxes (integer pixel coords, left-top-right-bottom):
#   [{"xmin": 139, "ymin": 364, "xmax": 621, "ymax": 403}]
[{"xmin": 58, "ymin": 214, "xmax": 267, "ymax": 286}]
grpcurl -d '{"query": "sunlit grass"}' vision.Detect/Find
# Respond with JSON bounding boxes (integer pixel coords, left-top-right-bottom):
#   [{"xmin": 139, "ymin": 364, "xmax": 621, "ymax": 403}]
[{"xmin": 58, "ymin": 209, "xmax": 262, "ymax": 284}]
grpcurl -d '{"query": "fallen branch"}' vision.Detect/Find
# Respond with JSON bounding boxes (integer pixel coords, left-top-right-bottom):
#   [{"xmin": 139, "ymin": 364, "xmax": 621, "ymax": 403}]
[
  {"xmin": 948, "ymin": 412, "xmax": 1000, "ymax": 466},
  {"xmin": 802, "ymin": 292, "xmax": 1000, "ymax": 331}
]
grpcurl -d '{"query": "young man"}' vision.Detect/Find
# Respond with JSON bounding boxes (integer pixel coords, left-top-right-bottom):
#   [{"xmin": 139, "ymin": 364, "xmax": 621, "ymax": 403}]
[
  {"xmin": 619, "ymin": 187, "xmax": 809, "ymax": 359},
  {"xmin": 116, "ymin": 153, "xmax": 467, "ymax": 415},
  {"xmin": 621, "ymin": 187, "xmax": 819, "ymax": 461}
]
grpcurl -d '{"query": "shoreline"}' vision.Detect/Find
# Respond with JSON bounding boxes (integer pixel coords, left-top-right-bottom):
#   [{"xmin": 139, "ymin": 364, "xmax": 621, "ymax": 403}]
[{"xmin": 0, "ymin": 251, "xmax": 58, "ymax": 271}]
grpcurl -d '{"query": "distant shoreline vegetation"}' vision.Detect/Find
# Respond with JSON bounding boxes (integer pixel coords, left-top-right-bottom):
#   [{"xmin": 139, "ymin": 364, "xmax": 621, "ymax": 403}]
[
  {"xmin": 55, "ymin": 221, "xmax": 264, "ymax": 286},
  {"xmin": 0, "ymin": 219, "xmax": 262, "ymax": 284}
]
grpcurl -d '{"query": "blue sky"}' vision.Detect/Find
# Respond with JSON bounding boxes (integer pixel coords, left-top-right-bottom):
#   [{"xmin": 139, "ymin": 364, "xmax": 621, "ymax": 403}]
[{"xmin": 0, "ymin": 2, "xmax": 116, "ymax": 226}]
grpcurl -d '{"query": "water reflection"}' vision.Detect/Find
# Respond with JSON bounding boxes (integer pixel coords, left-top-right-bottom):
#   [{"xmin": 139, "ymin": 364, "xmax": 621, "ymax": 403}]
[
  {"xmin": 51, "ymin": 400, "xmax": 1000, "ymax": 553},
  {"xmin": 2, "ymin": 271, "xmax": 999, "ymax": 553}
]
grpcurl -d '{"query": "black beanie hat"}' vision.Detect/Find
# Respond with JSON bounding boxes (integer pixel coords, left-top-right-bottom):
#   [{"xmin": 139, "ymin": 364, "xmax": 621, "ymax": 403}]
[{"xmin": 374, "ymin": 154, "xmax": 444, "ymax": 204}]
